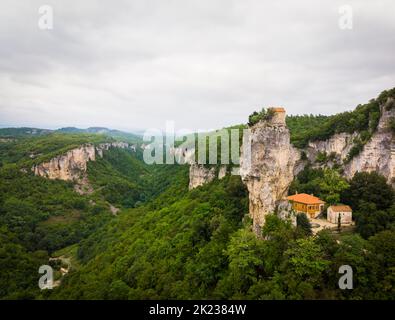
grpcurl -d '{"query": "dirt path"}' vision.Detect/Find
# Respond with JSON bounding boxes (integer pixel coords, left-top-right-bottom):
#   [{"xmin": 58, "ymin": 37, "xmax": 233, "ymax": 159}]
[
  {"xmin": 109, "ymin": 204, "xmax": 120, "ymax": 216},
  {"xmin": 310, "ymin": 217, "xmax": 355, "ymax": 234},
  {"xmin": 49, "ymin": 255, "xmax": 72, "ymax": 288}
]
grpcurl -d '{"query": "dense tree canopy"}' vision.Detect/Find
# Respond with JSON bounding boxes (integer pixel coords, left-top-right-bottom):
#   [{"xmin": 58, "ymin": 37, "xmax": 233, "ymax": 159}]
[
  {"xmin": 341, "ymin": 172, "xmax": 395, "ymax": 239},
  {"xmin": 1, "ymin": 88, "xmax": 395, "ymax": 300},
  {"xmin": 289, "ymin": 167, "xmax": 349, "ymax": 205}
]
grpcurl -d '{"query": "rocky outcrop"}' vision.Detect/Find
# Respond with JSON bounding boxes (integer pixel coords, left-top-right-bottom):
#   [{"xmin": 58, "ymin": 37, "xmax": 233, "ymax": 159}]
[
  {"xmin": 240, "ymin": 99, "xmax": 395, "ymax": 234},
  {"xmin": 218, "ymin": 165, "xmax": 227, "ymax": 179},
  {"xmin": 32, "ymin": 141, "xmax": 134, "ymax": 182},
  {"xmin": 344, "ymin": 100, "xmax": 395, "ymax": 186},
  {"xmin": 187, "ymin": 99, "xmax": 395, "ymax": 235},
  {"xmin": 303, "ymin": 99, "xmax": 395, "ymax": 186},
  {"xmin": 189, "ymin": 164, "xmax": 216, "ymax": 189},
  {"xmin": 240, "ymin": 108, "xmax": 301, "ymax": 234},
  {"xmin": 33, "ymin": 144, "xmax": 96, "ymax": 181},
  {"xmin": 306, "ymin": 132, "xmax": 357, "ymax": 165},
  {"xmin": 188, "ymin": 164, "xmax": 230, "ymax": 189},
  {"xmin": 95, "ymin": 142, "xmax": 134, "ymax": 157},
  {"xmin": 277, "ymin": 199, "xmax": 297, "ymax": 226}
]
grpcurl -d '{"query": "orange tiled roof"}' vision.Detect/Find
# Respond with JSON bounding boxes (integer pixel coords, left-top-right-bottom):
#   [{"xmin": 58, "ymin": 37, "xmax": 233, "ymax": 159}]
[
  {"xmin": 329, "ymin": 205, "xmax": 352, "ymax": 212},
  {"xmin": 287, "ymin": 193, "xmax": 325, "ymax": 204},
  {"xmin": 270, "ymin": 107, "xmax": 285, "ymax": 113}
]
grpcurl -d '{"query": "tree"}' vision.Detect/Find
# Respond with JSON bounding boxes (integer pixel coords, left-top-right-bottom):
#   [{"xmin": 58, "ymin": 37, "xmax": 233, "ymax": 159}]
[
  {"xmin": 108, "ymin": 280, "xmax": 131, "ymax": 300},
  {"xmin": 369, "ymin": 230, "xmax": 395, "ymax": 268},
  {"xmin": 319, "ymin": 169, "xmax": 349, "ymax": 204},
  {"xmin": 368, "ymin": 230, "xmax": 395, "ymax": 299},
  {"xmin": 337, "ymin": 213, "xmax": 341, "ymax": 232},
  {"xmin": 215, "ymin": 228, "xmax": 265, "ymax": 298},
  {"xmin": 296, "ymin": 213, "xmax": 312, "ymax": 236},
  {"xmin": 354, "ymin": 202, "xmax": 395, "ymax": 239},
  {"xmin": 341, "ymin": 172, "xmax": 395, "ymax": 239},
  {"xmin": 289, "ymin": 167, "xmax": 349, "ymax": 204},
  {"xmin": 341, "ymin": 172, "xmax": 394, "ymax": 211},
  {"xmin": 280, "ymin": 238, "xmax": 331, "ymax": 298},
  {"xmin": 247, "ymin": 108, "xmax": 274, "ymax": 126}
]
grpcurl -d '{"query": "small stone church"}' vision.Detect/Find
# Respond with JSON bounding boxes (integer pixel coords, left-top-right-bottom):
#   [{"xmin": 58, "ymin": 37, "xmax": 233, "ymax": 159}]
[{"xmin": 327, "ymin": 205, "xmax": 352, "ymax": 224}]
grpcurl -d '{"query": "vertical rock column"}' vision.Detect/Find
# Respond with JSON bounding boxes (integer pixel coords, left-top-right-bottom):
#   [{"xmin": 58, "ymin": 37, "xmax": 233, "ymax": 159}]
[{"xmin": 240, "ymin": 108, "xmax": 300, "ymax": 235}]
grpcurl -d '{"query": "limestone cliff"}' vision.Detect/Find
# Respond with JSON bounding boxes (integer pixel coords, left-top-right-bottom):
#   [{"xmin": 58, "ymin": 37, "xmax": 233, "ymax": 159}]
[
  {"xmin": 239, "ymin": 108, "xmax": 301, "ymax": 234},
  {"xmin": 187, "ymin": 98, "xmax": 394, "ymax": 235},
  {"xmin": 188, "ymin": 164, "xmax": 216, "ymax": 189},
  {"xmin": 32, "ymin": 144, "xmax": 96, "ymax": 181},
  {"xmin": 96, "ymin": 142, "xmax": 135, "ymax": 157},
  {"xmin": 32, "ymin": 141, "xmax": 134, "ymax": 182},
  {"xmin": 188, "ymin": 164, "xmax": 229, "ymax": 189},
  {"xmin": 218, "ymin": 165, "xmax": 227, "ymax": 179},
  {"xmin": 306, "ymin": 132, "xmax": 357, "ymax": 165},
  {"xmin": 344, "ymin": 100, "xmax": 395, "ymax": 186},
  {"xmin": 304, "ymin": 98, "xmax": 395, "ymax": 185}
]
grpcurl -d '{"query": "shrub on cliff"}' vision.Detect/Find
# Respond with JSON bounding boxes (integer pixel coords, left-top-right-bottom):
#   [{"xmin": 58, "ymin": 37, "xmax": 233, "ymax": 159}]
[{"xmin": 248, "ymin": 108, "xmax": 274, "ymax": 126}]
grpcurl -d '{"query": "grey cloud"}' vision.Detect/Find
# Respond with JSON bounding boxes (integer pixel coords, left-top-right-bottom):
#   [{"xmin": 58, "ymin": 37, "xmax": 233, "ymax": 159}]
[{"xmin": 0, "ymin": 0, "xmax": 394, "ymax": 131}]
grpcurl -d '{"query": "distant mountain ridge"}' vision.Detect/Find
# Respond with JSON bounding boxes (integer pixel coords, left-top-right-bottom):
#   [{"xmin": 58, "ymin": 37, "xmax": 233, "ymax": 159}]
[
  {"xmin": 0, "ymin": 126, "xmax": 142, "ymax": 143},
  {"xmin": 0, "ymin": 127, "xmax": 53, "ymax": 137},
  {"xmin": 57, "ymin": 127, "xmax": 142, "ymax": 143}
]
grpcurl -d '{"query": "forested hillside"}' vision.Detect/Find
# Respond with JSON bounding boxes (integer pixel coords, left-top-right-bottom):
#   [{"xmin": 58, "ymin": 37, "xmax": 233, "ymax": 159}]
[
  {"xmin": 1, "ymin": 88, "xmax": 395, "ymax": 300},
  {"xmin": 0, "ymin": 132, "xmax": 185, "ymax": 298},
  {"xmin": 286, "ymin": 88, "xmax": 395, "ymax": 148},
  {"xmin": 49, "ymin": 170, "xmax": 395, "ymax": 300}
]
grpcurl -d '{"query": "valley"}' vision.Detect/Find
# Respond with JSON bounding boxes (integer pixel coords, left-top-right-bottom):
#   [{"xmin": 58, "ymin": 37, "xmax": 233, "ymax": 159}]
[{"xmin": 0, "ymin": 88, "xmax": 395, "ymax": 300}]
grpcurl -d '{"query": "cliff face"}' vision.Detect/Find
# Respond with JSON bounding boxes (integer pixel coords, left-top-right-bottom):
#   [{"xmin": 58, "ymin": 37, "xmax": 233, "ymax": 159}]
[
  {"xmin": 96, "ymin": 142, "xmax": 134, "ymax": 157},
  {"xmin": 33, "ymin": 144, "xmax": 96, "ymax": 181},
  {"xmin": 188, "ymin": 164, "xmax": 229, "ymax": 189},
  {"xmin": 188, "ymin": 164, "xmax": 216, "ymax": 189},
  {"xmin": 303, "ymin": 99, "xmax": 395, "ymax": 185},
  {"xmin": 32, "ymin": 142, "xmax": 134, "ymax": 182},
  {"xmin": 239, "ymin": 100, "xmax": 395, "ymax": 234},
  {"xmin": 239, "ymin": 110, "xmax": 300, "ymax": 234},
  {"xmin": 344, "ymin": 101, "xmax": 395, "ymax": 186},
  {"xmin": 306, "ymin": 132, "xmax": 357, "ymax": 165},
  {"xmin": 187, "ymin": 99, "xmax": 394, "ymax": 235},
  {"xmin": 218, "ymin": 165, "xmax": 227, "ymax": 179}
]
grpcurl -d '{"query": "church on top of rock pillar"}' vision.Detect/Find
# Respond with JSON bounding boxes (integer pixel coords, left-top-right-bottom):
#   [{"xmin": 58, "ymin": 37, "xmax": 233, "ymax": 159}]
[{"xmin": 268, "ymin": 107, "xmax": 286, "ymax": 125}]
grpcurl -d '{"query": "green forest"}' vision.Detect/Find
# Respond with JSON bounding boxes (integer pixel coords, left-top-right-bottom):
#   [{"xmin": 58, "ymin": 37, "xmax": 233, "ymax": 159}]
[{"xmin": 0, "ymin": 89, "xmax": 395, "ymax": 300}]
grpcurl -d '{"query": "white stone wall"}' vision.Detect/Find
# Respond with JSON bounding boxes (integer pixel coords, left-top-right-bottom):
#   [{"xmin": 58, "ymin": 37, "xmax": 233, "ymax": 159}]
[{"xmin": 327, "ymin": 208, "xmax": 352, "ymax": 224}]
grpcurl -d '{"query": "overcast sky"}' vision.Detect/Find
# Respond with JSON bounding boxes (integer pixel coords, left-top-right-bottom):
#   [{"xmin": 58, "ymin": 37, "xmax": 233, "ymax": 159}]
[{"xmin": 0, "ymin": 0, "xmax": 394, "ymax": 132}]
